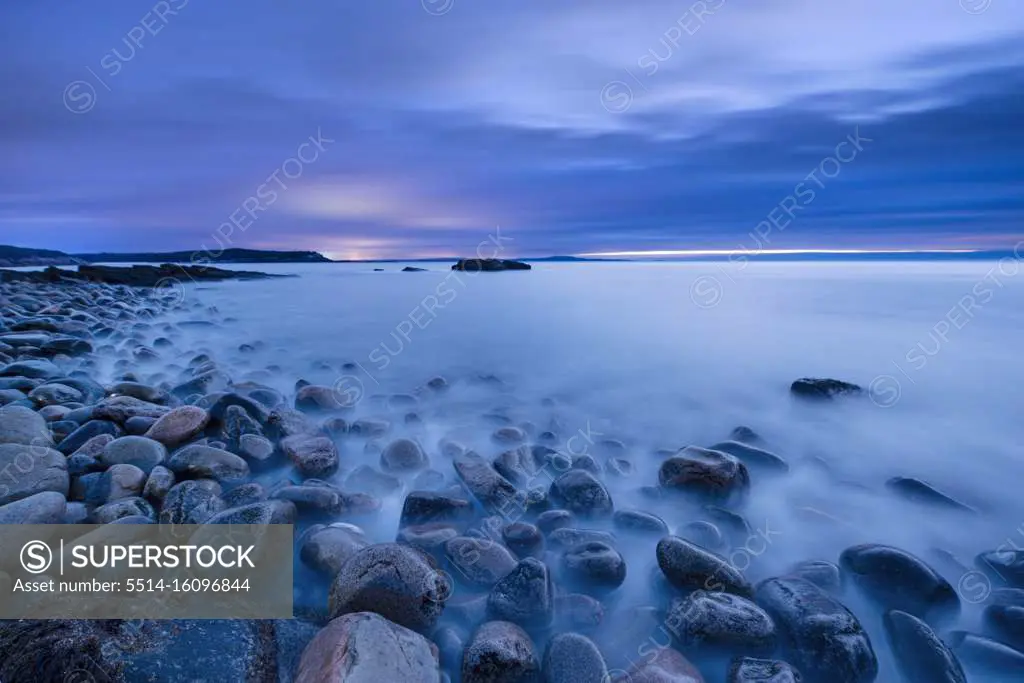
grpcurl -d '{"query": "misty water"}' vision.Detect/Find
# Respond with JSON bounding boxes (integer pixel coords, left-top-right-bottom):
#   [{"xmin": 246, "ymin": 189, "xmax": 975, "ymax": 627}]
[{"xmin": 116, "ymin": 260, "xmax": 1024, "ymax": 681}]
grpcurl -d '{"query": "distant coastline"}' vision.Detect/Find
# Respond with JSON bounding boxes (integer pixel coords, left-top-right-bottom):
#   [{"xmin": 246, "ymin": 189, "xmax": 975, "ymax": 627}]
[{"xmin": 1, "ymin": 243, "xmax": 1018, "ymax": 268}]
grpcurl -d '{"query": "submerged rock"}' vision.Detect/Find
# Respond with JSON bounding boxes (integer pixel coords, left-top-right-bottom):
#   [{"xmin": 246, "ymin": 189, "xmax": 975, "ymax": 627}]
[
  {"xmin": 709, "ymin": 441, "xmax": 789, "ymax": 474},
  {"xmin": 659, "ymin": 447, "xmax": 750, "ymax": 503},
  {"xmin": 488, "ymin": 557, "xmax": 555, "ymax": 628},
  {"xmin": 975, "ymin": 549, "xmax": 1024, "ymax": 587},
  {"xmin": 727, "ymin": 657, "xmax": 803, "ymax": 682},
  {"xmin": 446, "ymin": 536, "xmax": 518, "ymax": 588},
  {"xmin": 657, "ymin": 536, "xmax": 753, "ymax": 598},
  {"xmin": 790, "ymin": 378, "xmax": 863, "ymax": 400},
  {"xmin": 280, "ymin": 434, "xmax": 339, "ymax": 477},
  {"xmin": 983, "ymin": 588, "xmax": 1024, "ymax": 649},
  {"xmin": 543, "ymin": 632, "xmax": 608, "ymax": 683},
  {"xmin": 885, "ymin": 477, "xmax": 974, "ymax": 512},
  {"xmin": 549, "ymin": 470, "xmax": 614, "ymax": 518},
  {"xmin": 666, "ymin": 591, "xmax": 777, "ymax": 657},
  {"xmin": 611, "ymin": 647, "xmax": 705, "ymax": 683},
  {"xmin": 945, "ymin": 630, "xmax": 1024, "ymax": 677},
  {"xmin": 452, "ymin": 258, "xmax": 532, "ymax": 272},
  {"xmin": 561, "ymin": 542, "xmax": 627, "ymax": 596}
]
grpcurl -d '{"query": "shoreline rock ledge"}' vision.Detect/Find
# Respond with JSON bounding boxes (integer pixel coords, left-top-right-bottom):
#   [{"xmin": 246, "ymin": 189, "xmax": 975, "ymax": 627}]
[
  {"xmin": 451, "ymin": 258, "xmax": 531, "ymax": 272},
  {"xmin": 0, "ymin": 264, "xmax": 288, "ymax": 287}
]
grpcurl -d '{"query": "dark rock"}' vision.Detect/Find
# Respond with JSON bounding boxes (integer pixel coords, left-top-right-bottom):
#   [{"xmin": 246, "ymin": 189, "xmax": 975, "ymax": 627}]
[
  {"xmin": 237, "ymin": 433, "xmax": 276, "ymax": 464},
  {"xmin": 206, "ymin": 500, "xmax": 296, "ymax": 525},
  {"xmin": 281, "ymin": 434, "xmax": 339, "ymax": 477},
  {"xmin": 454, "ymin": 451, "xmax": 520, "ymax": 514},
  {"xmin": 502, "ymin": 522, "xmax": 544, "ymax": 558},
  {"xmin": 271, "ymin": 482, "xmax": 348, "ymax": 516},
  {"xmin": 266, "ymin": 405, "xmax": 318, "ymax": 439},
  {"xmin": 549, "ymin": 470, "xmax": 613, "ymax": 518},
  {"xmin": 657, "ymin": 536, "xmax": 753, "ymax": 598},
  {"xmin": 666, "ymin": 591, "xmax": 777, "ymax": 657},
  {"xmin": 562, "ymin": 542, "xmax": 627, "ymax": 595},
  {"xmin": 548, "ymin": 528, "xmax": 617, "ymax": 551},
  {"xmin": 727, "ymin": 657, "xmax": 802, "ymax": 682},
  {"xmin": 295, "ymin": 612, "xmax": 440, "ymax": 682},
  {"xmin": 462, "ymin": 620, "xmax": 540, "ymax": 683},
  {"xmin": 755, "ymin": 577, "xmax": 877, "ymax": 683},
  {"xmin": 659, "ymin": 447, "xmax": 750, "ymax": 503},
  {"xmin": 221, "ymin": 482, "xmax": 266, "ymax": 507},
  {"xmin": 487, "ymin": 557, "xmax": 555, "ymax": 628},
  {"xmin": 160, "ymin": 480, "xmax": 225, "ymax": 524},
  {"xmin": 397, "ymin": 523, "xmax": 461, "ymax": 558},
  {"xmin": 89, "ymin": 496, "xmax": 156, "ymax": 523},
  {"xmin": 167, "ymin": 444, "xmax": 250, "ymax": 482},
  {"xmin": 839, "ymin": 543, "xmax": 959, "ymax": 623},
  {"xmin": 295, "ymin": 384, "xmax": 352, "ymax": 412},
  {"xmin": 27, "ymin": 382, "xmax": 83, "ymax": 406},
  {"xmin": 446, "ymin": 536, "xmax": 518, "ymax": 588},
  {"xmin": 142, "ymin": 465, "xmax": 175, "ymax": 503},
  {"xmin": 124, "ymin": 415, "xmax": 158, "ymax": 435},
  {"xmin": 91, "ymin": 395, "xmax": 171, "ymax": 423},
  {"xmin": 57, "ymin": 419, "xmax": 121, "ymax": 453},
  {"xmin": 790, "ymin": 378, "xmax": 863, "ymax": 400},
  {"xmin": 543, "ymin": 632, "xmax": 608, "ymax": 683},
  {"xmin": 555, "ymin": 593, "xmax": 604, "ymax": 633},
  {"xmin": 452, "ymin": 258, "xmax": 532, "ymax": 272},
  {"xmin": 614, "ymin": 509, "xmax": 669, "ymax": 535},
  {"xmin": 884, "ymin": 610, "xmax": 966, "ymax": 683},
  {"xmin": 99, "ymin": 435, "xmax": 167, "ymax": 473},
  {"xmin": 536, "ymin": 509, "xmax": 575, "ymax": 534},
  {"xmin": 401, "ymin": 490, "xmax": 474, "ymax": 528},
  {"xmin": 222, "ymin": 404, "xmax": 263, "ymax": 450},
  {"xmin": 351, "ymin": 418, "xmax": 391, "ymax": 437},
  {"xmin": 983, "ymin": 588, "xmax": 1024, "ymax": 649},
  {"xmin": 0, "ymin": 490, "xmax": 66, "ymax": 523},
  {"xmin": 329, "ymin": 543, "xmax": 449, "ymax": 632},
  {"xmin": 382, "ymin": 438, "xmax": 428, "ymax": 471},
  {"xmin": 0, "ymin": 358, "xmax": 62, "ymax": 379}
]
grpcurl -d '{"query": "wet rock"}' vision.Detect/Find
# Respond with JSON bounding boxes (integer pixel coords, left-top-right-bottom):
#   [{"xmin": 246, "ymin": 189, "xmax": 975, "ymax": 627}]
[
  {"xmin": 976, "ymin": 549, "xmax": 1024, "ymax": 587},
  {"xmin": 221, "ymin": 435, "xmax": 266, "ymax": 468},
  {"xmin": 160, "ymin": 480, "xmax": 226, "ymax": 524},
  {"xmin": 543, "ymin": 632, "xmax": 608, "ymax": 683},
  {"xmin": 0, "ymin": 491, "xmax": 66, "ymax": 524},
  {"xmin": 659, "ymin": 447, "xmax": 750, "ymax": 503},
  {"xmin": 0, "ymin": 443, "xmax": 69, "ymax": 505},
  {"xmin": 945, "ymin": 631, "xmax": 1024, "ymax": 677},
  {"xmin": 709, "ymin": 441, "xmax": 789, "ymax": 474},
  {"xmin": 221, "ymin": 482, "xmax": 266, "ymax": 507},
  {"xmin": 329, "ymin": 543, "xmax": 448, "ymax": 632},
  {"xmin": 562, "ymin": 542, "xmax": 627, "ymax": 595},
  {"xmin": 605, "ymin": 457, "xmax": 634, "ymax": 478},
  {"xmin": 537, "ymin": 509, "xmax": 575, "ymax": 534},
  {"xmin": 167, "ymin": 444, "xmax": 250, "ymax": 482},
  {"xmin": 124, "ymin": 415, "xmax": 157, "ymax": 435},
  {"xmin": 271, "ymin": 482, "xmax": 348, "ymax": 516},
  {"xmin": 727, "ymin": 658, "xmax": 802, "ymax": 682},
  {"xmin": 487, "ymin": 557, "xmax": 554, "ymax": 628},
  {"xmin": 381, "ymin": 438, "xmax": 428, "ymax": 471},
  {"xmin": 281, "ymin": 434, "xmax": 339, "ymax": 477},
  {"xmin": 454, "ymin": 451, "xmax": 519, "ymax": 513},
  {"xmin": 885, "ymin": 477, "xmax": 974, "ymax": 512},
  {"xmin": 611, "ymin": 647, "xmax": 705, "ymax": 682},
  {"xmin": 142, "ymin": 405, "xmax": 210, "ymax": 448},
  {"xmin": 786, "ymin": 560, "xmax": 842, "ymax": 593},
  {"xmin": 0, "ymin": 404, "xmax": 53, "ymax": 446},
  {"xmin": 265, "ymin": 406, "xmax": 317, "ymax": 440},
  {"xmin": 89, "ymin": 496, "xmax": 156, "ymax": 523},
  {"xmin": 614, "ymin": 509, "xmax": 669, "ymax": 535},
  {"xmin": 206, "ymin": 500, "xmax": 296, "ymax": 525},
  {"xmin": 755, "ymin": 577, "xmax": 877, "ymax": 683},
  {"xmin": 983, "ymin": 588, "xmax": 1024, "ymax": 649},
  {"xmin": 223, "ymin": 405, "xmax": 263, "ymax": 449},
  {"xmin": 883, "ymin": 609, "xmax": 965, "ymax": 683},
  {"xmin": 108, "ymin": 381, "xmax": 171, "ymax": 404},
  {"xmin": 57, "ymin": 420, "xmax": 120, "ymax": 453},
  {"xmin": 413, "ymin": 468, "xmax": 446, "ymax": 491},
  {"xmin": 657, "ymin": 536, "xmax": 753, "ymax": 598},
  {"xmin": 446, "ymin": 536, "xmax": 518, "ymax": 588},
  {"xmin": 401, "ymin": 490, "xmax": 474, "ymax": 528},
  {"xmin": 839, "ymin": 543, "xmax": 959, "ymax": 623},
  {"xmin": 790, "ymin": 378, "xmax": 863, "ymax": 400},
  {"xmin": 494, "ymin": 446, "xmax": 541, "ymax": 486},
  {"xmin": 571, "ymin": 455, "xmax": 600, "ymax": 475},
  {"xmin": 729, "ymin": 426, "xmax": 766, "ymax": 446},
  {"xmin": 99, "ymin": 435, "xmax": 167, "ymax": 473},
  {"xmin": 295, "ymin": 612, "xmax": 440, "ymax": 683},
  {"xmin": 142, "ymin": 465, "xmax": 175, "ymax": 503},
  {"xmin": 300, "ymin": 522, "xmax": 369, "ymax": 577},
  {"xmin": 549, "ymin": 470, "xmax": 613, "ymax": 518},
  {"xmin": 502, "ymin": 522, "xmax": 543, "ymax": 558},
  {"xmin": 666, "ymin": 591, "xmax": 777, "ymax": 657},
  {"xmin": 0, "ymin": 358, "xmax": 62, "ymax": 379},
  {"xmin": 347, "ymin": 464, "xmax": 402, "ymax": 495},
  {"xmin": 492, "ymin": 426, "xmax": 527, "ymax": 444},
  {"xmin": 462, "ymin": 620, "xmax": 540, "ymax": 683},
  {"xmin": 97, "ymin": 463, "xmax": 147, "ymax": 501},
  {"xmin": 92, "ymin": 395, "xmax": 171, "ymax": 423},
  {"xmin": 28, "ymin": 382, "xmax": 83, "ymax": 406}
]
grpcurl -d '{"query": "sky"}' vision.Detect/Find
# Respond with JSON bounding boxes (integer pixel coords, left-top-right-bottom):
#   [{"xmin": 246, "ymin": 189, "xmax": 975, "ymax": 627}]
[{"xmin": 1, "ymin": 0, "xmax": 1022, "ymax": 259}]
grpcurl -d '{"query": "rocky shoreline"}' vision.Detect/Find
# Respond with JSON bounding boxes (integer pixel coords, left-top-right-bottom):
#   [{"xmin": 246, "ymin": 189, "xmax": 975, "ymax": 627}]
[
  {"xmin": 1, "ymin": 275, "xmax": 1022, "ymax": 682},
  {"xmin": 0, "ymin": 263, "xmax": 289, "ymax": 287}
]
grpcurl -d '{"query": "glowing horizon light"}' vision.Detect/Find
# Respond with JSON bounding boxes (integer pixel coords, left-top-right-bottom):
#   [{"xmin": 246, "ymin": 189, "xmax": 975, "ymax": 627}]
[{"xmin": 575, "ymin": 248, "xmax": 984, "ymax": 258}]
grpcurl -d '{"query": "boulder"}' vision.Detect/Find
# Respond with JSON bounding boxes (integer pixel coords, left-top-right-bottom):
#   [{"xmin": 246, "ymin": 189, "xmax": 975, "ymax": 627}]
[
  {"xmin": 487, "ymin": 557, "xmax": 554, "ymax": 628},
  {"xmin": 666, "ymin": 591, "xmax": 776, "ymax": 657},
  {"xmin": 167, "ymin": 444, "xmax": 250, "ymax": 482},
  {"xmin": 281, "ymin": 434, "xmax": 339, "ymax": 477},
  {"xmin": 0, "ymin": 443, "xmax": 69, "ymax": 506},
  {"xmin": 790, "ymin": 378, "xmax": 862, "ymax": 400},
  {"xmin": 543, "ymin": 632, "xmax": 608, "ymax": 683},
  {"xmin": 548, "ymin": 470, "xmax": 613, "ymax": 518},
  {"xmin": 99, "ymin": 436, "xmax": 167, "ymax": 473},
  {"xmin": 144, "ymin": 406, "xmax": 210, "ymax": 447},
  {"xmin": 0, "ymin": 405, "xmax": 52, "ymax": 446},
  {"xmin": 462, "ymin": 621, "xmax": 540, "ymax": 683},
  {"xmin": 659, "ymin": 447, "xmax": 750, "ymax": 503},
  {"xmin": 884, "ymin": 610, "xmax": 965, "ymax": 683},
  {"xmin": 839, "ymin": 544, "xmax": 959, "ymax": 623},
  {"xmin": 656, "ymin": 536, "xmax": 753, "ymax": 598}
]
